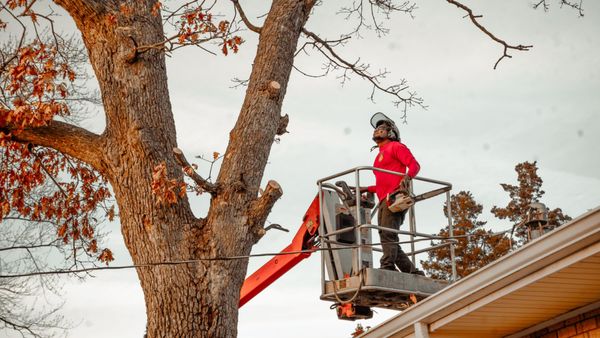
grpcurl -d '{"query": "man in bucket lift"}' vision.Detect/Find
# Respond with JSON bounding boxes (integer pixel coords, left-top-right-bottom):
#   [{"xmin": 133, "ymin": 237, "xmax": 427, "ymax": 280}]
[{"xmin": 360, "ymin": 113, "xmax": 425, "ymax": 275}]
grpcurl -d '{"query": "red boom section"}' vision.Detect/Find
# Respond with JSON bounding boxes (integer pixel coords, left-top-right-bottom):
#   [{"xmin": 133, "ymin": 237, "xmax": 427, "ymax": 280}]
[{"xmin": 239, "ymin": 195, "xmax": 321, "ymax": 307}]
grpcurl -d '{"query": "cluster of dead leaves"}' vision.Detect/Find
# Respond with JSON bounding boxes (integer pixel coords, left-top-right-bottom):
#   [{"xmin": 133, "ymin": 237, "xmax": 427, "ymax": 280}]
[
  {"xmin": 0, "ymin": 39, "xmax": 114, "ymax": 264},
  {"xmin": 175, "ymin": 5, "xmax": 243, "ymax": 56},
  {"xmin": 1, "ymin": 41, "xmax": 75, "ymax": 133},
  {"xmin": 0, "ymin": 139, "xmax": 114, "ymax": 263},
  {"xmin": 151, "ymin": 162, "xmax": 186, "ymax": 206}
]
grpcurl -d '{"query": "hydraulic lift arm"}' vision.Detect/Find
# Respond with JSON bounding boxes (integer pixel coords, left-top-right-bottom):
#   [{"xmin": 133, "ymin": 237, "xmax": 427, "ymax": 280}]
[{"xmin": 239, "ymin": 195, "xmax": 321, "ymax": 307}]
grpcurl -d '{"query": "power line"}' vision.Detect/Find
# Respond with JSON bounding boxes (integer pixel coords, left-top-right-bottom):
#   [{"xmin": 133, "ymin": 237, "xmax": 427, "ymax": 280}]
[
  {"xmin": 0, "ymin": 228, "xmax": 513, "ymax": 279},
  {"xmin": 0, "ymin": 246, "xmax": 352, "ymax": 279}
]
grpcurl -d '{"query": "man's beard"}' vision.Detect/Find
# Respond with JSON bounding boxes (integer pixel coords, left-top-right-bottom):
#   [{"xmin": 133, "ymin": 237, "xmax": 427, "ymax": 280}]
[{"xmin": 372, "ymin": 136, "xmax": 386, "ymax": 143}]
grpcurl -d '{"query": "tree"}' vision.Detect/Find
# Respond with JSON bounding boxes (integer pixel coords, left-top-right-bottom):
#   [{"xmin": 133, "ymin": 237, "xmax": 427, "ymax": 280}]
[
  {"xmin": 0, "ymin": 1, "xmax": 584, "ymax": 337},
  {"xmin": 0, "ymin": 180, "xmax": 110, "ymax": 338},
  {"xmin": 0, "ymin": 217, "xmax": 67, "ymax": 338},
  {"xmin": 421, "ymin": 191, "xmax": 510, "ymax": 280},
  {"xmin": 492, "ymin": 161, "xmax": 572, "ymax": 244},
  {"xmin": 0, "ymin": 37, "xmax": 108, "ymax": 338},
  {"xmin": 423, "ymin": 161, "xmax": 573, "ymax": 280}
]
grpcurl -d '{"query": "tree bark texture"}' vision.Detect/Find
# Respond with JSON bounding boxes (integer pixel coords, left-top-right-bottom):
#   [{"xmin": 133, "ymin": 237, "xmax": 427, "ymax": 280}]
[{"xmin": 46, "ymin": 0, "xmax": 314, "ymax": 337}]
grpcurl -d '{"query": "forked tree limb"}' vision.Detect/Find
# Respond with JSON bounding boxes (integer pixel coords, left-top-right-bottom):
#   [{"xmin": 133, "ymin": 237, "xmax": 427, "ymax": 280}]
[
  {"xmin": 173, "ymin": 148, "xmax": 220, "ymax": 195},
  {"xmin": 301, "ymin": 28, "xmax": 423, "ymax": 117},
  {"xmin": 445, "ymin": 0, "xmax": 532, "ymax": 69}
]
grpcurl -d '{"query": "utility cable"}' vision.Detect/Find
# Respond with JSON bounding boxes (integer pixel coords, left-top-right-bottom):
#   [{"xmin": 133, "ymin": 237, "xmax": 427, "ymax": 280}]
[
  {"xmin": 0, "ymin": 227, "xmax": 514, "ymax": 279},
  {"xmin": 0, "ymin": 245, "xmax": 364, "ymax": 279}
]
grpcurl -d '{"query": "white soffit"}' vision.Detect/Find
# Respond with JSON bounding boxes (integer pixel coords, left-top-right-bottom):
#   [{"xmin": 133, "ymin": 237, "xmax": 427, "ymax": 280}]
[{"xmin": 363, "ymin": 207, "xmax": 600, "ymax": 338}]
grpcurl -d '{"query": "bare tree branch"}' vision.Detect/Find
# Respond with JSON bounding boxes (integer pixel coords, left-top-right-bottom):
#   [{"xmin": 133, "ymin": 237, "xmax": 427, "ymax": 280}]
[
  {"xmin": 0, "ymin": 214, "xmax": 73, "ymax": 337},
  {"xmin": 445, "ymin": 0, "xmax": 532, "ymax": 69},
  {"xmin": 338, "ymin": 0, "xmax": 417, "ymax": 38},
  {"xmin": 0, "ymin": 317, "xmax": 39, "ymax": 337},
  {"xmin": 230, "ymin": 77, "xmax": 249, "ymax": 88},
  {"xmin": 173, "ymin": 148, "xmax": 220, "ymax": 196},
  {"xmin": 301, "ymin": 28, "xmax": 424, "ymax": 119},
  {"xmin": 533, "ymin": 0, "xmax": 584, "ymax": 17},
  {"xmin": 0, "ymin": 3, "xmax": 27, "ymax": 73},
  {"xmin": 231, "ymin": 0, "xmax": 261, "ymax": 33},
  {"xmin": 0, "ymin": 242, "xmax": 60, "ymax": 252},
  {"xmin": 559, "ymin": 0, "xmax": 584, "ymax": 16},
  {"xmin": 533, "ymin": 0, "xmax": 550, "ymax": 12}
]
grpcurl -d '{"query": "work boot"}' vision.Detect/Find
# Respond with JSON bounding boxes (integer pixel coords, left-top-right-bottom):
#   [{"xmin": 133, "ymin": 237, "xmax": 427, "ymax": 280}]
[{"xmin": 411, "ymin": 269, "xmax": 425, "ymax": 276}]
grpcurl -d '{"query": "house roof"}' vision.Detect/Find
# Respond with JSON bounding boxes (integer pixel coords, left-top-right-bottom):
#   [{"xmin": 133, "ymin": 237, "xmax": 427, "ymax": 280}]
[{"xmin": 362, "ymin": 207, "xmax": 600, "ymax": 338}]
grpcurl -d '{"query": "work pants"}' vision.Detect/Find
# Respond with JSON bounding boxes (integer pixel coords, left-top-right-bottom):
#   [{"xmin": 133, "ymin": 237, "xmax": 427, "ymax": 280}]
[{"xmin": 377, "ymin": 202, "xmax": 417, "ymax": 273}]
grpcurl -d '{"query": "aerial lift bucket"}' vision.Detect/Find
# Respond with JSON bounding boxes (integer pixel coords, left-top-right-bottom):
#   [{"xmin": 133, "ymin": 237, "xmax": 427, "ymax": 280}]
[
  {"xmin": 239, "ymin": 167, "xmax": 455, "ymax": 322},
  {"xmin": 317, "ymin": 168, "xmax": 453, "ymax": 320}
]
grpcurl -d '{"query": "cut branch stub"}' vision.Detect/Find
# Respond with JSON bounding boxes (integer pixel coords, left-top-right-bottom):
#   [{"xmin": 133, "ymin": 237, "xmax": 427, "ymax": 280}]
[
  {"xmin": 276, "ymin": 114, "xmax": 289, "ymax": 135},
  {"xmin": 262, "ymin": 180, "xmax": 282, "ymax": 199},
  {"xmin": 173, "ymin": 147, "xmax": 219, "ymax": 195},
  {"xmin": 247, "ymin": 180, "xmax": 283, "ymax": 243},
  {"xmin": 267, "ymin": 80, "xmax": 281, "ymax": 100},
  {"xmin": 125, "ymin": 36, "xmax": 140, "ymax": 64}
]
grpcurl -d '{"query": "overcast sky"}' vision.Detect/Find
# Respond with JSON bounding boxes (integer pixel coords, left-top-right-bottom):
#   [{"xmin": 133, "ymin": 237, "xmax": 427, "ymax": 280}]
[{"xmin": 4, "ymin": 0, "xmax": 600, "ymax": 337}]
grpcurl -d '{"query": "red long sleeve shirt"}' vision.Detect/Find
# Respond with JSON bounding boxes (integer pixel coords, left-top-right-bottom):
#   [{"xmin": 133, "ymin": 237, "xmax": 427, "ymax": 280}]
[{"xmin": 367, "ymin": 141, "xmax": 420, "ymax": 201}]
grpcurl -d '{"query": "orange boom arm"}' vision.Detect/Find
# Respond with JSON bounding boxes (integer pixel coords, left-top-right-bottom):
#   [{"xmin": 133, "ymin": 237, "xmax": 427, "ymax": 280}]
[{"xmin": 239, "ymin": 195, "xmax": 321, "ymax": 307}]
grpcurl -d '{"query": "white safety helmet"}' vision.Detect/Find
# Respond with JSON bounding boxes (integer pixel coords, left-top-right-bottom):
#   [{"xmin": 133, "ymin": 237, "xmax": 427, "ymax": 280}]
[
  {"xmin": 370, "ymin": 112, "xmax": 400, "ymax": 141},
  {"xmin": 388, "ymin": 191, "xmax": 414, "ymax": 213}
]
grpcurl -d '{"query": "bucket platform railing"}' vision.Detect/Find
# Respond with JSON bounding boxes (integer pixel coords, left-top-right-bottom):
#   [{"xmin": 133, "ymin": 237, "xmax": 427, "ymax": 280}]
[{"xmin": 316, "ymin": 167, "xmax": 458, "ymax": 317}]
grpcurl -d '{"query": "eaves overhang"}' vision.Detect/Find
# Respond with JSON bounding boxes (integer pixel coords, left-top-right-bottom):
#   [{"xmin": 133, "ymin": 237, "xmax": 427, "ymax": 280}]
[{"xmin": 362, "ymin": 206, "xmax": 600, "ymax": 338}]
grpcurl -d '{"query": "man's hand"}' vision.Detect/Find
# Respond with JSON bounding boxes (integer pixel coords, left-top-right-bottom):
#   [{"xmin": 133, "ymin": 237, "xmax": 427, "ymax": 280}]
[{"xmin": 399, "ymin": 177, "xmax": 411, "ymax": 192}]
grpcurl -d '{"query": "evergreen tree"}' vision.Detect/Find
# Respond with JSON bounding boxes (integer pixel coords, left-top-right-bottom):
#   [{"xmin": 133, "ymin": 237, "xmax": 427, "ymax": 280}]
[
  {"xmin": 421, "ymin": 191, "xmax": 511, "ymax": 280},
  {"xmin": 492, "ymin": 161, "xmax": 572, "ymax": 244},
  {"xmin": 423, "ymin": 161, "xmax": 572, "ymax": 280}
]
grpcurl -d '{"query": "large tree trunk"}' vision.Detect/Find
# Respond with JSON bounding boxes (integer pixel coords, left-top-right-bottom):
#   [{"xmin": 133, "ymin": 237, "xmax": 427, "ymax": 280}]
[{"xmin": 54, "ymin": 0, "xmax": 313, "ymax": 336}]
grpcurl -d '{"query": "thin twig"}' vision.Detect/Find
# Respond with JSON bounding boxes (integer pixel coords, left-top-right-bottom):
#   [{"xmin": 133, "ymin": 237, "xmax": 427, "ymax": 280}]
[
  {"xmin": 31, "ymin": 151, "xmax": 68, "ymax": 199},
  {"xmin": 301, "ymin": 28, "xmax": 424, "ymax": 118},
  {"xmin": 0, "ymin": 3, "xmax": 27, "ymax": 73}
]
